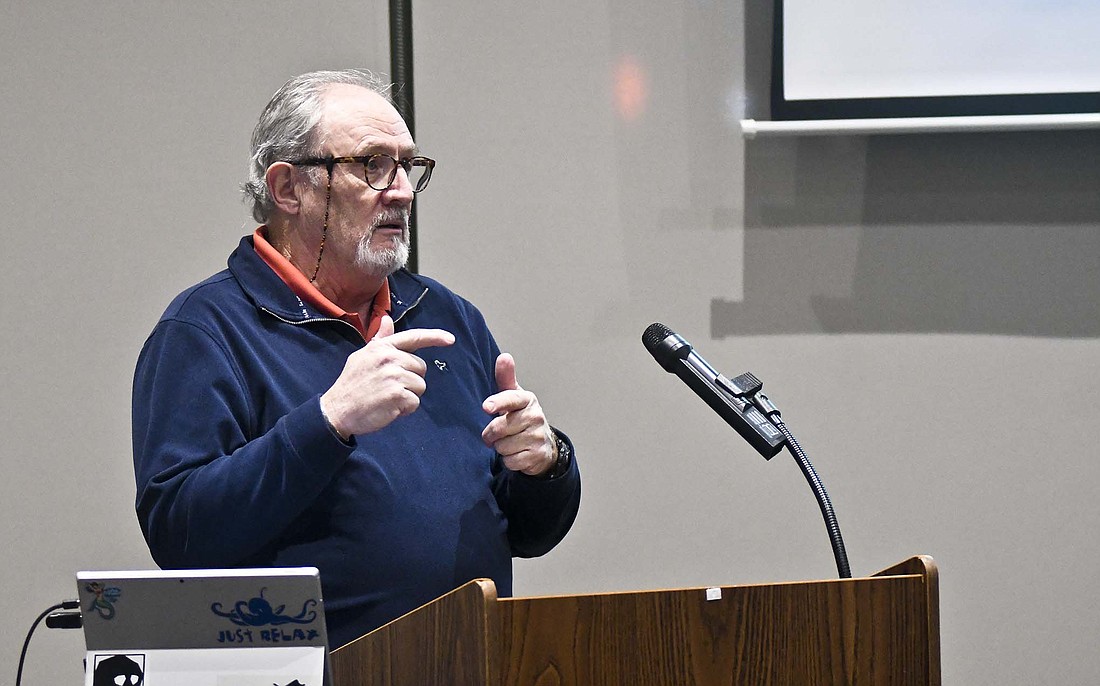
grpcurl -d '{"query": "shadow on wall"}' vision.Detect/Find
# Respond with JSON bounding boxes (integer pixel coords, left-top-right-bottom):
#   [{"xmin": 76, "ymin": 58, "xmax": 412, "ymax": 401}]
[{"xmin": 714, "ymin": 129, "xmax": 1100, "ymax": 338}]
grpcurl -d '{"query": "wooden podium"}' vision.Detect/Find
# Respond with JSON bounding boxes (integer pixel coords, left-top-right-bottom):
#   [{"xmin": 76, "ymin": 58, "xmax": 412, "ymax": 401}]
[{"xmin": 329, "ymin": 555, "xmax": 939, "ymax": 686}]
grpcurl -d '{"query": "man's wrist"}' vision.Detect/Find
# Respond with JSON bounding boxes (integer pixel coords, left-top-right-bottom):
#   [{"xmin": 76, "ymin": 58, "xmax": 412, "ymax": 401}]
[
  {"xmin": 319, "ymin": 397, "xmax": 352, "ymax": 443},
  {"xmin": 535, "ymin": 428, "xmax": 572, "ymax": 480}
]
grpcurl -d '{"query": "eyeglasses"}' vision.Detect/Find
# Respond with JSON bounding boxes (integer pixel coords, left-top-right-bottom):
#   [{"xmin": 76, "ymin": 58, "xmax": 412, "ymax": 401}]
[{"xmin": 289, "ymin": 154, "xmax": 435, "ymax": 193}]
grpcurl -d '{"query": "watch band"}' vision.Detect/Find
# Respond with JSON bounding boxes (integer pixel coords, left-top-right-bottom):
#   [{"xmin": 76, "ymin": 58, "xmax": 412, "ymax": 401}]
[{"xmin": 539, "ymin": 429, "xmax": 572, "ymax": 480}]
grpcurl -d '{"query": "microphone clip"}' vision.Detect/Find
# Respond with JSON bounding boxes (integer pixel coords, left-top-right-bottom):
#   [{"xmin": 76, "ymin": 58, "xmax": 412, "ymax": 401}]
[{"xmin": 716, "ymin": 371, "xmax": 763, "ymax": 399}]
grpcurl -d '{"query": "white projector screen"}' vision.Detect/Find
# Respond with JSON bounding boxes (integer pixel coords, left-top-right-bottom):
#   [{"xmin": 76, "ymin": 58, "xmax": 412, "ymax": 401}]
[{"xmin": 773, "ymin": 0, "xmax": 1100, "ymax": 120}]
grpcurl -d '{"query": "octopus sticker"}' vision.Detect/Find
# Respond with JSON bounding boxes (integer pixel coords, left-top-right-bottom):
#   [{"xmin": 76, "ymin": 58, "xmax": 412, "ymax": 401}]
[{"xmin": 210, "ymin": 587, "xmax": 318, "ymax": 627}]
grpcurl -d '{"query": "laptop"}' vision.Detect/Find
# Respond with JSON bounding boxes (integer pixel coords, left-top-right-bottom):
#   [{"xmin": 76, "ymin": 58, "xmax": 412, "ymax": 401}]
[{"xmin": 77, "ymin": 567, "xmax": 328, "ymax": 686}]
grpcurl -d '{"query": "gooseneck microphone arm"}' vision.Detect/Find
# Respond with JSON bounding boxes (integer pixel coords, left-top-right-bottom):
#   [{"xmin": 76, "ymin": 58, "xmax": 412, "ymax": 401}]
[
  {"xmin": 754, "ymin": 393, "xmax": 852, "ymax": 578},
  {"xmin": 642, "ymin": 323, "xmax": 852, "ymax": 579}
]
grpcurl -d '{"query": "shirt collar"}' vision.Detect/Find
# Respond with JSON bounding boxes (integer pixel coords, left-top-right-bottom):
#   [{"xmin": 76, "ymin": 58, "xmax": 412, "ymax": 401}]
[{"xmin": 252, "ymin": 227, "xmax": 391, "ymax": 339}]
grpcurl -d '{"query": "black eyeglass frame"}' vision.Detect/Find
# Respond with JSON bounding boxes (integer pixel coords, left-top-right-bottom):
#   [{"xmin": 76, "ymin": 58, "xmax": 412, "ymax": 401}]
[{"xmin": 288, "ymin": 154, "xmax": 435, "ymax": 193}]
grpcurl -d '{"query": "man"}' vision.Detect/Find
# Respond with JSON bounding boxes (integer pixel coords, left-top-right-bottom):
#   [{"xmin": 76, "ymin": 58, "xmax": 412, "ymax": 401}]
[{"xmin": 132, "ymin": 69, "xmax": 581, "ymax": 648}]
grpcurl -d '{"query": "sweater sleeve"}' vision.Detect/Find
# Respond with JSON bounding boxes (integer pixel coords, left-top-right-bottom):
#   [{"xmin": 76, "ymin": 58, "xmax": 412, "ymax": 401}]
[
  {"xmin": 491, "ymin": 430, "xmax": 582, "ymax": 558},
  {"xmin": 132, "ymin": 318, "xmax": 353, "ymax": 569}
]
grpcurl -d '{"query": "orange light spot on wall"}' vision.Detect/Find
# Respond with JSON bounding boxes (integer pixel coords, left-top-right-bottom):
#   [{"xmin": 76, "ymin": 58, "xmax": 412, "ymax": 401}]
[{"xmin": 614, "ymin": 55, "xmax": 648, "ymax": 122}]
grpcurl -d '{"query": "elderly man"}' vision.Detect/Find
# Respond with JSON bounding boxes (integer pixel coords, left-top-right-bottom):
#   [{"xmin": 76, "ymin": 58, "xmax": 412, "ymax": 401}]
[{"xmin": 132, "ymin": 69, "xmax": 581, "ymax": 648}]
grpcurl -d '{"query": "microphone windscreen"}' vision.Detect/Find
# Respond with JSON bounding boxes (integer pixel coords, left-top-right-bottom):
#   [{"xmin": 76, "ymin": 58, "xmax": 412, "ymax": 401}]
[
  {"xmin": 641, "ymin": 322, "xmax": 675, "ymax": 354},
  {"xmin": 642, "ymin": 322, "xmax": 692, "ymax": 371}
]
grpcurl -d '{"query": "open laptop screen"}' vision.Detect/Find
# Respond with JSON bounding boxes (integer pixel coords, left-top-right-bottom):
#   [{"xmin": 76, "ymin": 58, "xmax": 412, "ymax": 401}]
[{"xmin": 78, "ymin": 567, "xmax": 326, "ymax": 686}]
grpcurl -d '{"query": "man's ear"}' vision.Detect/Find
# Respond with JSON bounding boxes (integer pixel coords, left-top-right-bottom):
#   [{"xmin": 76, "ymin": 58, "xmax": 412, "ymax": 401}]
[{"xmin": 266, "ymin": 161, "xmax": 304, "ymax": 215}]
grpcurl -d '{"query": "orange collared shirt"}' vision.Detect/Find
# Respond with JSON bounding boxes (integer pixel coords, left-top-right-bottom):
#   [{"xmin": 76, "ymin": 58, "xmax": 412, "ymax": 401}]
[{"xmin": 252, "ymin": 228, "xmax": 391, "ymax": 340}]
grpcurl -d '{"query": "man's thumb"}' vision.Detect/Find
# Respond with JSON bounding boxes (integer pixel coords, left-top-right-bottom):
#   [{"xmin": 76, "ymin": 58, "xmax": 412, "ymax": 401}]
[
  {"xmin": 373, "ymin": 314, "xmax": 395, "ymax": 340},
  {"xmin": 494, "ymin": 352, "xmax": 520, "ymax": 391}
]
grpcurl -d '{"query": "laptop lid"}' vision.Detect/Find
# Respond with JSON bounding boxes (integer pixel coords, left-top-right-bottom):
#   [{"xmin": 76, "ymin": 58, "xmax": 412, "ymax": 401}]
[{"xmin": 77, "ymin": 567, "xmax": 327, "ymax": 686}]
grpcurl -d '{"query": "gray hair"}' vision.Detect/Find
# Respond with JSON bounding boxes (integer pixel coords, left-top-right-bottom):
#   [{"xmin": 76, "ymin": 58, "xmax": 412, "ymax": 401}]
[{"xmin": 243, "ymin": 69, "xmax": 392, "ymax": 223}]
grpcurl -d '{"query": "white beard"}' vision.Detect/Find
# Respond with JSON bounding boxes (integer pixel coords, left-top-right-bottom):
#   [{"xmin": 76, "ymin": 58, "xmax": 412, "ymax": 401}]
[{"xmin": 355, "ymin": 223, "xmax": 410, "ymax": 277}]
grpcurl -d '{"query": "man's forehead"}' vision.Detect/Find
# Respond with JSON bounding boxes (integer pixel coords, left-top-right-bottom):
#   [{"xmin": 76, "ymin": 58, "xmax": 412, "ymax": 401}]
[
  {"xmin": 318, "ymin": 84, "xmax": 412, "ymax": 147},
  {"xmin": 321, "ymin": 82, "xmax": 391, "ymax": 108}
]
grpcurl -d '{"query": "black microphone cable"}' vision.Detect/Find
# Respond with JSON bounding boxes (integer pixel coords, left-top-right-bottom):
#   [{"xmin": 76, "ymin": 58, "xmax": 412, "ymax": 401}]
[{"xmin": 17, "ymin": 599, "xmax": 81, "ymax": 686}]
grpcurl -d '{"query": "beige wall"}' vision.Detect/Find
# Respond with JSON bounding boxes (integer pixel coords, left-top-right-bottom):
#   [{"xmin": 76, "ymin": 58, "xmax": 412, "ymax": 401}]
[{"xmin": 3, "ymin": 2, "xmax": 1098, "ymax": 684}]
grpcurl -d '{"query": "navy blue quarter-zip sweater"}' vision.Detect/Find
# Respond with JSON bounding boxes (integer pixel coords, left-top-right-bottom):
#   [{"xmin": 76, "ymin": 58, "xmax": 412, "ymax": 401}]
[{"xmin": 132, "ymin": 236, "xmax": 580, "ymax": 647}]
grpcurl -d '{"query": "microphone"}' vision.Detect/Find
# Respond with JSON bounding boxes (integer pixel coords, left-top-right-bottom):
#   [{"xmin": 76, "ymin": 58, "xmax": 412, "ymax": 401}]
[{"xmin": 642, "ymin": 323, "xmax": 785, "ymax": 459}]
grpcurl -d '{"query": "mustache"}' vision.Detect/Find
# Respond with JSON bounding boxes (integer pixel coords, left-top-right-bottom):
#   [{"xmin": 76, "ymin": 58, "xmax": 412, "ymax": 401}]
[{"xmin": 371, "ymin": 209, "xmax": 410, "ymax": 232}]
